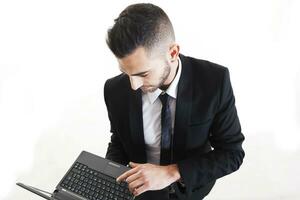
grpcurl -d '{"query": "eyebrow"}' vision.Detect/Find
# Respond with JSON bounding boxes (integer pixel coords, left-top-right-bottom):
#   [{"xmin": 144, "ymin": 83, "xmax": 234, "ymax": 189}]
[
  {"xmin": 130, "ymin": 70, "xmax": 149, "ymax": 76},
  {"xmin": 119, "ymin": 67, "xmax": 149, "ymax": 76}
]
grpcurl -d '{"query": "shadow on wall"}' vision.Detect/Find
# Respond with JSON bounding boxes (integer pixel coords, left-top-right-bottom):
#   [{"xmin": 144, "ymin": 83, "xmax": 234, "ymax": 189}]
[
  {"xmin": 296, "ymin": 70, "xmax": 300, "ymax": 132},
  {"xmin": 6, "ymin": 96, "xmax": 110, "ymax": 200}
]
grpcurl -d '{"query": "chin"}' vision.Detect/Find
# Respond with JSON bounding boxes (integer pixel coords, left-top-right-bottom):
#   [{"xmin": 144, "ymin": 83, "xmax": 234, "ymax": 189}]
[{"xmin": 141, "ymin": 87, "xmax": 157, "ymax": 93}]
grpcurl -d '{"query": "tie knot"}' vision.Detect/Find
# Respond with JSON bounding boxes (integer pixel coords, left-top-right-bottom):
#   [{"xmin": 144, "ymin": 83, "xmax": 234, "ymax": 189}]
[{"xmin": 159, "ymin": 93, "xmax": 169, "ymax": 106}]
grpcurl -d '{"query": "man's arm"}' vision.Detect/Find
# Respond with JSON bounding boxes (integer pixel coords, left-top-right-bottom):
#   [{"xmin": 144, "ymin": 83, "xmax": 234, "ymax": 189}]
[
  {"xmin": 176, "ymin": 67, "xmax": 245, "ymax": 197},
  {"xmin": 104, "ymin": 79, "xmax": 129, "ymax": 165}
]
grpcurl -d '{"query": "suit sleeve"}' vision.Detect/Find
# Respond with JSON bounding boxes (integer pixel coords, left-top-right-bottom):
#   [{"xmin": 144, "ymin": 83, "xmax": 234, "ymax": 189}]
[
  {"xmin": 104, "ymin": 80, "xmax": 129, "ymax": 165},
  {"xmin": 176, "ymin": 68, "xmax": 245, "ymax": 197}
]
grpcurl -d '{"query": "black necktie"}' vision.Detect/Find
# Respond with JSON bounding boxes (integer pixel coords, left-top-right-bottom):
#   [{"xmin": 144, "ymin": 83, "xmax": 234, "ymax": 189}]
[{"xmin": 159, "ymin": 93, "xmax": 172, "ymax": 165}]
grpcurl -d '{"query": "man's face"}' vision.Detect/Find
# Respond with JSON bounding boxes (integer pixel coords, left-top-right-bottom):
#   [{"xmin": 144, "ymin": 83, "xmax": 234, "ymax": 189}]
[{"xmin": 117, "ymin": 47, "xmax": 171, "ymax": 93}]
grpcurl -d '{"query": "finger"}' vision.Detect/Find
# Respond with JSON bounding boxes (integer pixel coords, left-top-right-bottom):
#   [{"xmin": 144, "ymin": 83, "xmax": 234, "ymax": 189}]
[
  {"xmin": 133, "ymin": 184, "xmax": 148, "ymax": 197},
  {"xmin": 129, "ymin": 162, "xmax": 139, "ymax": 168},
  {"xmin": 125, "ymin": 170, "xmax": 142, "ymax": 183},
  {"xmin": 116, "ymin": 167, "xmax": 139, "ymax": 182},
  {"xmin": 128, "ymin": 177, "xmax": 144, "ymax": 193}
]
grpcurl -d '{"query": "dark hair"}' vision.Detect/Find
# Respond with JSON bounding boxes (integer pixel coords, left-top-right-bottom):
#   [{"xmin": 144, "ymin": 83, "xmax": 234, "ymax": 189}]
[{"xmin": 106, "ymin": 3, "xmax": 175, "ymax": 58}]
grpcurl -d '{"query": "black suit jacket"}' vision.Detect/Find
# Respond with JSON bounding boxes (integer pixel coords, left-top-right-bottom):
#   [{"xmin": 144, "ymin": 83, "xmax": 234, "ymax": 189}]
[{"xmin": 103, "ymin": 54, "xmax": 245, "ymax": 200}]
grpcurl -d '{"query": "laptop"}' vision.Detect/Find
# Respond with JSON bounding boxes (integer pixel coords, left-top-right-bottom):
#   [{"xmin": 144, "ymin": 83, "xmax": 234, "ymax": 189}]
[{"xmin": 17, "ymin": 151, "xmax": 134, "ymax": 200}]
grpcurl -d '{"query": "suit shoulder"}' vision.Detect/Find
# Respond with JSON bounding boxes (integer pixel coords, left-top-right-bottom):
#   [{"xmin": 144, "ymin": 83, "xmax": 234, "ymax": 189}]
[
  {"xmin": 104, "ymin": 73, "xmax": 130, "ymax": 93},
  {"xmin": 104, "ymin": 73, "xmax": 131, "ymax": 104},
  {"xmin": 181, "ymin": 55, "xmax": 229, "ymax": 85},
  {"xmin": 185, "ymin": 55, "xmax": 228, "ymax": 75}
]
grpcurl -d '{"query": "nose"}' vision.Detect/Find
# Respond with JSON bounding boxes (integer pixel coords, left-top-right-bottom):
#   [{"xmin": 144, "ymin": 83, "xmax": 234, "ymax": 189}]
[{"xmin": 129, "ymin": 76, "xmax": 143, "ymax": 90}]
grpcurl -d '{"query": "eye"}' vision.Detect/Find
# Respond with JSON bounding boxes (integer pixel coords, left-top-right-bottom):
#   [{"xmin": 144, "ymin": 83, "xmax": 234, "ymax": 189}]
[{"xmin": 139, "ymin": 73, "xmax": 148, "ymax": 77}]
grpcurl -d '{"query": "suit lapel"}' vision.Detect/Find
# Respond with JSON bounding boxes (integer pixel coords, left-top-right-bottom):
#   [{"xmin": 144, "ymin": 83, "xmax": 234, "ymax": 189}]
[
  {"xmin": 173, "ymin": 54, "xmax": 193, "ymax": 162},
  {"xmin": 129, "ymin": 88, "xmax": 147, "ymax": 163}
]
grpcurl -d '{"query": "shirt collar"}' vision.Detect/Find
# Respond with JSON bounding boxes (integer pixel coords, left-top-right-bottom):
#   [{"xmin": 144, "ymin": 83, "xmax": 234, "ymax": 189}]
[{"xmin": 144, "ymin": 57, "xmax": 182, "ymax": 104}]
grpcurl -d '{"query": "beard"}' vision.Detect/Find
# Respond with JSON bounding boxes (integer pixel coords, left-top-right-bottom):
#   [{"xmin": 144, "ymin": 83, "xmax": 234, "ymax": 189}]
[
  {"xmin": 141, "ymin": 86, "xmax": 158, "ymax": 93},
  {"xmin": 157, "ymin": 62, "xmax": 171, "ymax": 89},
  {"xmin": 141, "ymin": 61, "xmax": 171, "ymax": 93}
]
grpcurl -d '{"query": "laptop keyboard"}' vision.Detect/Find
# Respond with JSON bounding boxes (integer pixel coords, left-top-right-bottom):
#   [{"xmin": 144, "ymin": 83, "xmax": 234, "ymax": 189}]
[{"xmin": 60, "ymin": 162, "xmax": 133, "ymax": 200}]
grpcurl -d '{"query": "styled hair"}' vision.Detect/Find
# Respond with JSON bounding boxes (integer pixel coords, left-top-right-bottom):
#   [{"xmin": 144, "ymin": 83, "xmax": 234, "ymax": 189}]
[{"xmin": 106, "ymin": 3, "xmax": 175, "ymax": 58}]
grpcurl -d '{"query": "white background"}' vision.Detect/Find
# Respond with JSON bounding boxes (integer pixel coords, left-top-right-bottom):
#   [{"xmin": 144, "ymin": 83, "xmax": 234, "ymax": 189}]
[{"xmin": 1, "ymin": 0, "xmax": 300, "ymax": 199}]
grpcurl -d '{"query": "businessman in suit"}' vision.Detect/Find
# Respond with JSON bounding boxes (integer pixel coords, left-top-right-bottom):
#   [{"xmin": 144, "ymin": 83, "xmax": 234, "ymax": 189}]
[{"xmin": 104, "ymin": 3, "xmax": 245, "ymax": 200}]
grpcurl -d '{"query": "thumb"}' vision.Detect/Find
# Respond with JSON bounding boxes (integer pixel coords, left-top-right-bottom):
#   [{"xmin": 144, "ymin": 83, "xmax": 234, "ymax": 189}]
[{"xmin": 129, "ymin": 162, "xmax": 139, "ymax": 168}]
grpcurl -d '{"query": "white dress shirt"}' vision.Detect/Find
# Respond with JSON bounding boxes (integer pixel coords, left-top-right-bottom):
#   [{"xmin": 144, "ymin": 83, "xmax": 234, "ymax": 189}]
[{"xmin": 142, "ymin": 58, "xmax": 182, "ymax": 164}]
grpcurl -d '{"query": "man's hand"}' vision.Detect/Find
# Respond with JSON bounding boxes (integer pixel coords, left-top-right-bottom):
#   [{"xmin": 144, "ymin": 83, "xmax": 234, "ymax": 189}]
[{"xmin": 116, "ymin": 162, "xmax": 181, "ymax": 197}]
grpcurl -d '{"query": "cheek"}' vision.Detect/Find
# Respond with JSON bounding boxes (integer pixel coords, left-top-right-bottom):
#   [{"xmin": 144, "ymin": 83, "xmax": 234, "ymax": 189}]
[
  {"xmin": 148, "ymin": 69, "xmax": 163, "ymax": 81},
  {"xmin": 142, "ymin": 77, "xmax": 152, "ymax": 85},
  {"xmin": 144, "ymin": 74, "xmax": 159, "ymax": 85}
]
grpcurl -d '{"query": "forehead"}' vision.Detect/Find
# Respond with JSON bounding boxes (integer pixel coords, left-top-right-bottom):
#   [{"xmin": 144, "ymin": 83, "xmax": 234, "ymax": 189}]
[{"xmin": 117, "ymin": 47, "xmax": 150, "ymax": 72}]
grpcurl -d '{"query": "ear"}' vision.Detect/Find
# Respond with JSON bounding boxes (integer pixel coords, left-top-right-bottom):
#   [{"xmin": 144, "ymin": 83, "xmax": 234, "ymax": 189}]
[{"xmin": 169, "ymin": 43, "xmax": 180, "ymax": 62}]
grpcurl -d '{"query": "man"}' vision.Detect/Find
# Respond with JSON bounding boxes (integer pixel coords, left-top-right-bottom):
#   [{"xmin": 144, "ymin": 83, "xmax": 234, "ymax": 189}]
[{"xmin": 104, "ymin": 3, "xmax": 245, "ymax": 200}]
